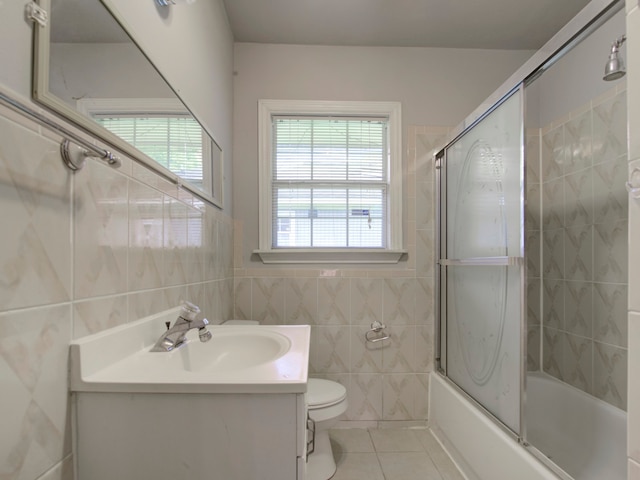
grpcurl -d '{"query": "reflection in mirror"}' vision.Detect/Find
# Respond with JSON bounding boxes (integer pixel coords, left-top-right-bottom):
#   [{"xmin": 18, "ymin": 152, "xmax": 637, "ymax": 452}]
[{"xmin": 34, "ymin": 0, "xmax": 222, "ymax": 206}]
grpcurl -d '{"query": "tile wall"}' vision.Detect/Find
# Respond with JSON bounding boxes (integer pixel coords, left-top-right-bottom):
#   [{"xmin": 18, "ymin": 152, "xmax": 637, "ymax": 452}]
[
  {"xmin": 535, "ymin": 83, "xmax": 629, "ymax": 410},
  {"xmin": 526, "ymin": 128, "xmax": 542, "ymax": 371},
  {"xmin": 233, "ymin": 126, "xmax": 450, "ymax": 424},
  {"xmin": 0, "ymin": 96, "xmax": 234, "ymax": 480},
  {"xmin": 626, "ymin": 0, "xmax": 640, "ymax": 475}
]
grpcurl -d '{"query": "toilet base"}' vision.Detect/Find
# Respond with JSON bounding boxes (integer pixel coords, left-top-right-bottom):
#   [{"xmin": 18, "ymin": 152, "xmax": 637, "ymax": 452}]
[{"xmin": 306, "ymin": 429, "xmax": 336, "ymax": 480}]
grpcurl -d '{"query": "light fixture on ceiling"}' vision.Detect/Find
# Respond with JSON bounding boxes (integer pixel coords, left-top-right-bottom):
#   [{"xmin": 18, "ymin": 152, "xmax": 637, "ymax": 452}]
[
  {"xmin": 603, "ymin": 34, "xmax": 627, "ymax": 81},
  {"xmin": 155, "ymin": 0, "xmax": 197, "ymax": 6}
]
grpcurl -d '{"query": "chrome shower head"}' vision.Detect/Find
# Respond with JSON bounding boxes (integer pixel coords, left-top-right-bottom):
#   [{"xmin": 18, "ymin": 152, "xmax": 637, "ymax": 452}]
[{"xmin": 603, "ymin": 35, "xmax": 627, "ymax": 81}]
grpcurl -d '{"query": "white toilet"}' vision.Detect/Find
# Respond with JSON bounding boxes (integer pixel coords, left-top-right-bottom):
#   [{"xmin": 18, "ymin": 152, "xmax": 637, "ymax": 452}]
[
  {"xmin": 306, "ymin": 378, "xmax": 348, "ymax": 480},
  {"xmin": 223, "ymin": 320, "xmax": 348, "ymax": 479}
]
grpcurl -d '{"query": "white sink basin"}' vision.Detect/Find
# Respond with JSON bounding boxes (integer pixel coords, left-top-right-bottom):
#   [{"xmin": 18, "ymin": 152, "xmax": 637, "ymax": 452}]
[
  {"xmin": 167, "ymin": 328, "xmax": 291, "ymax": 372},
  {"xmin": 69, "ymin": 307, "xmax": 310, "ymax": 394}
]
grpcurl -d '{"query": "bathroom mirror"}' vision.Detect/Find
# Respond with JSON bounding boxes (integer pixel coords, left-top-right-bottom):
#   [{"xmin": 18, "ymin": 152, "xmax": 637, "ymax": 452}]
[{"xmin": 32, "ymin": 0, "xmax": 223, "ymax": 207}]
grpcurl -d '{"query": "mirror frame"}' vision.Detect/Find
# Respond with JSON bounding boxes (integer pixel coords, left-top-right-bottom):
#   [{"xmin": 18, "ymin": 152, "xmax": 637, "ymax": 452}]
[{"xmin": 32, "ymin": 0, "xmax": 224, "ymax": 208}]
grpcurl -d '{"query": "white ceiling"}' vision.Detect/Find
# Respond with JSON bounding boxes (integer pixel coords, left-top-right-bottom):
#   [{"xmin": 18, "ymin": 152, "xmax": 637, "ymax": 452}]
[{"xmin": 222, "ymin": 0, "xmax": 592, "ymax": 50}]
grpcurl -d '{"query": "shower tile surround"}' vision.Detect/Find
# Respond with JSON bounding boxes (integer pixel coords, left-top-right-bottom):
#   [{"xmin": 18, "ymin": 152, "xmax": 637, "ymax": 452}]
[
  {"xmin": 529, "ymin": 83, "xmax": 629, "ymax": 410},
  {"xmin": 0, "ymin": 97, "xmax": 234, "ymax": 479},
  {"xmin": 234, "ymin": 126, "xmax": 450, "ymax": 423}
]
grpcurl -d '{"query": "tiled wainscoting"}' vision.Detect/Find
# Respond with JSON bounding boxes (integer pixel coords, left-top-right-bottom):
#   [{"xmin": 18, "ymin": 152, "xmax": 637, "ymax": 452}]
[
  {"xmin": 233, "ymin": 126, "xmax": 452, "ymax": 423},
  {"xmin": 0, "ymin": 96, "xmax": 234, "ymax": 479}
]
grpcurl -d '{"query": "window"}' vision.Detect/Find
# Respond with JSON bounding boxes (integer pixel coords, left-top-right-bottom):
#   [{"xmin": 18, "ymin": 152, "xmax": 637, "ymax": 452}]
[
  {"xmin": 77, "ymin": 98, "xmax": 214, "ymax": 197},
  {"xmin": 256, "ymin": 100, "xmax": 404, "ymax": 264}
]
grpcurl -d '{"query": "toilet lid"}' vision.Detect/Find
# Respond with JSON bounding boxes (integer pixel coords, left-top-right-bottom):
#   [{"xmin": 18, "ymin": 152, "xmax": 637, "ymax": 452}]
[{"xmin": 307, "ymin": 378, "xmax": 347, "ymax": 408}]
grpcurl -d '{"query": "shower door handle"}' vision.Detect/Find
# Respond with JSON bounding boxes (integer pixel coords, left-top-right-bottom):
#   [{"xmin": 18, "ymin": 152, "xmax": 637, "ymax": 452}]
[{"xmin": 439, "ymin": 256, "xmax": 524, "ymax": 267}]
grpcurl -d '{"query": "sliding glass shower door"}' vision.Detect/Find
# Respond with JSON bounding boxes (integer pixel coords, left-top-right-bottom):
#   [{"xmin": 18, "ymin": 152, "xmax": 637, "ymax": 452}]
[{"xmin": 437, "ymin": 88, "xmax": 525, "ymax": 434}]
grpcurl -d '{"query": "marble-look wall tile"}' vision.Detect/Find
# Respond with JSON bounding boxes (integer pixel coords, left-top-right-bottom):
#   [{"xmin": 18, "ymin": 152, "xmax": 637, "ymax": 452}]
[
  {"xmin": 415, "ymin": 325, "xmax": 434, "ymax": 372},
  {"xmin": 185, "ymin": 206, "xmax": 204, "ymax": 284},
  {"xmin": 526, "ymin": 133, "xmax": 541, "ymax": 185},
  {"xmin": 537, "ymin": 85, "xmax": 629, "ymax": 411},
  {"xmin": 415, "ymin": 277, "xmax": 434, "ymax": 326},
  {"xmin": 382, "ymin": 326, "xmax": 416, "ymax": 373},
  {"xmin": 0, "ymin": 305, "xmax": 72, "ymax": 480},
  {"xmin": 0, "ymin": 105, "xmax": 237, "ymax": 480},
  {"xmin": 542, "ymin": 279, "xmax": 564, "ymax": 330},
  {"xmin": 592, "ymin": 90, "xmax": 627, "ymax": 164},
  {"xmin": 564, "ymin": 168, "xmax": 593, "ymax": 227},
  {"xmin": 383, "ymin": 278, "xmax": 415, "ymax": 325},
  {"xmin": 541, "ymin": 126, "xmax": 564, "ymax": 180},
  {"xmin": 218, "ymin": 219, "xmax": 234, "ymax": 279},
  {"xmin": 350, "ymin": 278, "xmax": 383, "ymax": 325},
  {"xmin": 562, "ymin": 333, "xmax": 592, "ymax": 394},
  {"xmin": 594, "ymin": 219, "xmax": 628, "ymax": 283},
  {"xmin": 347, "ymin": 374, "xmax": 383, "ymax": 421},
  {"xmin": 593, "ymin": 341, "xmax": 627, "ymax": 410},
  {"xmin": 202, "ymin": 281, "xmax": 221, "ymax": 323},
  {"xmin": 186, "ymin": 282, "xmax": 206, "ymax": 315},
  {"xmin": 542, "ymin": 228, "xmax": 564, "ymax": 279},
  {"xmin": 312, "ymin": 325, "xmax": 350, "ymax": 374},
  {"xmin": 415, "ymin": 182, "xmax": 434, "ymax": 230},
  {"xmin": 318, "ymin": 278, "xmax": 350, "ymax": 325},
  {"xmin": 202, "ymin": 208, "xmax": 219, "ymax": 281},
  {"xmin": 233, "ymin": 277, "xmax": 252, "ymax": 320},
  {"xmin": 526, "ymin": 230, "xmax": 542, "ymax": 279},
  {"xmin": 415, "ymin": 129, "xmax": 449, "ymax": 183},
  {"xmin": 73, "ymin": 294, "xmax": 128, "ymax": 338},
  {"xmin": 542, "ymin": 177, "xmax": 564, "ymax": 229},
  {"xmin": 593, "ymin": 155, "xmax": 629, "ymax": 224},
  {"xmin": 163, "ymin": 197, "xmax": 188, "ymax": 287},
  {"xmin": 527, "ymin": 277, "xmax": 541, "ymax": 327},
  {"xmin": 415, "ymin": 230, "xmax": 434, "ymax": 278},
  {"xmin": 0, "ymin": 118, "xmax": 71, "ymax": 311},
  {"xmin": 564, "ymin": 281, "xmax": 593, "ymax": 337},
  {"xmin": 284, "ymin": 277, "xmax": 317, "ymax": 325},
  {"xmin": 128, "ymin": 181, "xmax": 164, "ymax": 291},
  {"xmin": 73, "ymin": 162, "xmax": 128, "ymax": 299},
  {"xmin": 563, "ymin": 110, "xmax": 592, "ymax": 174},
  {"xmin": 414, "ymin": 374, "xmax": 430, "ymax": 420},
  {"xmin": 564, "ymin": 225, "xmax": 593, "ymax": 281},
  {"xmin": 251, "ymin": 278, "xmax": 284, "ymax": 324},
  {"xmin": 127, "ymin": 287, "xmax": 186, "ymax": 321},
  {"xmin": 527, "ymin": 325, "xmax": 541, "ymax": 371},
  {"xmin": 526, "ymin": 182, "xmax": 541, "ymax": 231},
  {"xmin": 593, "ymin": 283, "xmax": 628, "ymax": 347},
  {"xmin": 382, "ymin": 374, "xmax": 415, "ymax": 420},
  {"xmin": 542, "ymin": 327, "xmax": 563, "ymax": 380}
]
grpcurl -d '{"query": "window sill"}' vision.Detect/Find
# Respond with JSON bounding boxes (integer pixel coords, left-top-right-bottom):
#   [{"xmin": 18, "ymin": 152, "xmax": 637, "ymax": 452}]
[{"xmin": 253, "ymin": 249, "xmax": 406, "ymax": 264}]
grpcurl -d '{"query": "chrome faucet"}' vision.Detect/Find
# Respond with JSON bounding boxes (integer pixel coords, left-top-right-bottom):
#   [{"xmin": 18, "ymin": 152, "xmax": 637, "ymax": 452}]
[{"xmin": 150, "ymin": 302, "xmax": 212, "ymax": 352}]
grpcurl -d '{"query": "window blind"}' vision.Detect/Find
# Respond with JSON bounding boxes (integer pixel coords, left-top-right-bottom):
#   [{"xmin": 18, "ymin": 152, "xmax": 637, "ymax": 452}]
[
  {"xmin": 94, "ymin": 114, "xmax": 204, "ymax": 186},
  {"xmin": 272, "ymin": 116, "xmax": 388, "ymax": 248}
]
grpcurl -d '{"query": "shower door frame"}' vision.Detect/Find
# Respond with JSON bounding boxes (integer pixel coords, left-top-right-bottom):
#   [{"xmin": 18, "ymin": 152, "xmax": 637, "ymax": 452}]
[
  {"xmin": 433, "ymin": 1, "xmax": 625, "ymax": 477},
  {"xmin": 434, "ymin": 84, "xmax": 528, "ymax": 443}
]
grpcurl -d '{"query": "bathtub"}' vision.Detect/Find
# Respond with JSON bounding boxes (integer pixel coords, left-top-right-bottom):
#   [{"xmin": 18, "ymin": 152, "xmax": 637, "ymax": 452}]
[
  {"xmin": 526, "ymin": 372, "xmax": 627, "ymax": 480},
  {"xmin": 429, "ymin": 372, "xmax": 627, "ymax": 480}
]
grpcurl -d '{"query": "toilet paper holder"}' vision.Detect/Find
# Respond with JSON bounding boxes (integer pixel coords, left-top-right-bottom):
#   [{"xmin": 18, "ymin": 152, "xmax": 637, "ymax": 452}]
[{"xmin": 365, "ymin": 320, "xmax": 390, "ymax": 343}]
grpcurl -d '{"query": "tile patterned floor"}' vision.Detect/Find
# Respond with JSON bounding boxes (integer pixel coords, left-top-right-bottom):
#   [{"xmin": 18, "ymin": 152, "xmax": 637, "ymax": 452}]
[{"xmin": 329, "ymin": 428, "xmax": 466, "ymax": 480}]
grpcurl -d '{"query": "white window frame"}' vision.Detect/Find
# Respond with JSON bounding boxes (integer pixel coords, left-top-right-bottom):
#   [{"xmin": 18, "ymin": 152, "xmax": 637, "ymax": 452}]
[{"xmin": 255, "ymin": 99, "xmax": 405, "ymax": 264}]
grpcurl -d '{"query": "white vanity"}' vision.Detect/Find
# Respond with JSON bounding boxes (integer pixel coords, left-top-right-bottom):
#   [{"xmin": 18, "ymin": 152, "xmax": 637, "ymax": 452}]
[{"xmin": 69, "ymin": 307, "xmax": 311, "ymax": 480}]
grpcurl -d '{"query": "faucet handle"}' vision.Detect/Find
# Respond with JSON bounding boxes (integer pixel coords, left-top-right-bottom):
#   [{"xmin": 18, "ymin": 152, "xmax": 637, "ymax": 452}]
[{"xmin": 181, "ymin": 301, "xmax": 201, "ymax": 321}]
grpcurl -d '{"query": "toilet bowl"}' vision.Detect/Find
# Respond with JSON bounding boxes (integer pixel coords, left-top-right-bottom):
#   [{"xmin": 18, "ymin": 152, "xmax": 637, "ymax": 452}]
[{"xmin": 306, "ymin": 378, "xmax": 348, "ymax": 480}]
